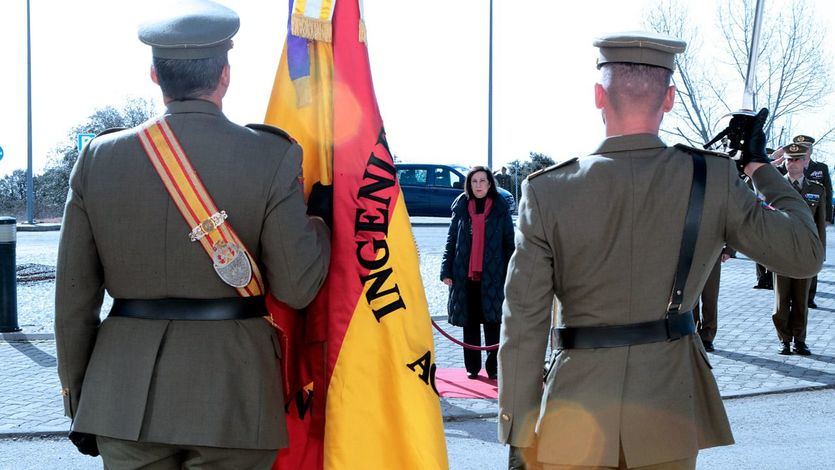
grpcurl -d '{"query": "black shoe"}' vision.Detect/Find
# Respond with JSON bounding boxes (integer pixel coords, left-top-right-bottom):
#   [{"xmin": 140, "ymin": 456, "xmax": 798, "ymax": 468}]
[
  {"xmin": 702, "ymin": 340, "xmax": 715, "ymax": 352},
  {"xmin": 753, "ymin": 283, "xmax": 767, "ymax": 290},
  {"xmin": 487, "ymin": 372, "xmax": 497, "ymax": 380},
  {"xmin": 467, "ymin": 373, "xmax": 479, "ymax": 380},
  {"xmin": 779, "ymin": 341, "xmax": 792, "ymax": 355},
  {"xmin": 808, "ymin": 300, "xmax": 817, "ymax": 309},
  {"xmin": 793, "ymin": 342, "xmax": 811, "ymax": 356}
]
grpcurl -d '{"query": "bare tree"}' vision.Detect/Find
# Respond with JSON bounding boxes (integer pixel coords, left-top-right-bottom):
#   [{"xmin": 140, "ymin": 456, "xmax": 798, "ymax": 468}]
[
  {"xmin": 646, "ymin": 0, "xmax": 727, "ymax": 146},
  {"xmin": 646, "ymin": 0, "xmax": 833, "ymax": 150}
]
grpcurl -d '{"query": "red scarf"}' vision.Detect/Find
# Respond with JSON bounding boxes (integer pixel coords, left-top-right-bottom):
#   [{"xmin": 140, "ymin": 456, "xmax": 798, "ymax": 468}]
[{"xmin": 468, "ymin": 197, "xmax": 493, "ymax": 280}]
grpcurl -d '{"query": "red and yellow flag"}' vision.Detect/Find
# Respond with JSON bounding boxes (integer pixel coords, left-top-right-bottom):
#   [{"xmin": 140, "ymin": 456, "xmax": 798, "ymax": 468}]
[{"xmin": 265, "ymin": 1, "xmax": 448, "ymax": 469}]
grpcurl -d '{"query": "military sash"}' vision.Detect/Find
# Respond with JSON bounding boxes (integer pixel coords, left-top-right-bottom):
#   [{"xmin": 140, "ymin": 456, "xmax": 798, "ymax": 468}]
[{"xmin": 136, "ymin": 117, "xmax": 265, "ymax": 297}]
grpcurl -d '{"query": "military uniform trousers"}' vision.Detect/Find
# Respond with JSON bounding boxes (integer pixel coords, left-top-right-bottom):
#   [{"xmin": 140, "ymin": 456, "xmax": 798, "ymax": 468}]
[
  {"xmin": 772, "ymin": 275, "xmax": 812, "ymax": 343},
  {"xmin": 692, "ymin": 257, "xmax": 721, "ymax": 342},
  {"xmin": 755, "ymin": 263, "xmax": 773, "ymax": 288},
  {"xmin": 808, "ymin": 275, "xmax": 817, "ymax": 305},
  {"xmin": 97, "ymin": 436, "xmax": 276, "ymax": 470}
]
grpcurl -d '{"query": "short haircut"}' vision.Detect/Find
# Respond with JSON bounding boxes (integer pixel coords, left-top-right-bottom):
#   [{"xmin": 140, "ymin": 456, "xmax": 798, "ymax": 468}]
[
  {"xmin": 465, "ymin": 166, "xmax": 500, "ymax": 200},
  {"xmin": 600, "ymin": 63, "xmax": 673, "ymax": 113},
  {"xmin": 152, "ymin": 54, "xmax": 228, "ymax": 100}
]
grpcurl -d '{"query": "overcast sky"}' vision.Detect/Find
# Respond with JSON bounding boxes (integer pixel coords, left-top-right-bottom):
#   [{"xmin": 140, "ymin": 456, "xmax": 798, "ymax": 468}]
[{"xmin": 0, "ymin": 0, "xmax": 833, "ymax": 178}]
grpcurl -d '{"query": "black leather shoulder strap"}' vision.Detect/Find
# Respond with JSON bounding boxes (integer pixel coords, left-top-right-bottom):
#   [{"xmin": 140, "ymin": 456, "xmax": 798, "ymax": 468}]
[{"xmin": 667, "ymin": 150, "xmax": 706, "ymax": 314}]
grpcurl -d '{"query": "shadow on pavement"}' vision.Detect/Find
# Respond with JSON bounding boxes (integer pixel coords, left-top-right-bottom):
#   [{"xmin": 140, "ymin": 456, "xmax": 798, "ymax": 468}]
[
  {"xmin": 712, "ymin": 349, "xmax": 835, "ymax": 386},
  {"xmin": 8, "ymin": 342, "xmax": 57, "ymax": 368}
]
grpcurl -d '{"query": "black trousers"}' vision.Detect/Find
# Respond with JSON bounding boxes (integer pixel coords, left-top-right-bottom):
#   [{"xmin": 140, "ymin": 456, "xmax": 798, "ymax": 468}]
[
  {"xmin": 756, "ymin": 263, "xmax": 773, "ymax": 287},
  {"xmin": 463, "ymin": 280, "xmax": 500, "ymax": 376},
  {"xmin": 809, "ymin": 275, "xmax": 817, "ymax": 303}
]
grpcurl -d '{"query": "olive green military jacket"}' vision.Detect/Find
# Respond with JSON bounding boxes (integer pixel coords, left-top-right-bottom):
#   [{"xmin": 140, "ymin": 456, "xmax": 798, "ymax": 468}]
[
  {"xmin": 794, "ymin": 176, "xmax": 827, "ymax": 251},
  {"xmin": 55, "ymin": 99, "xmax": 330, "ymax": 450},
  {"xmin": 498, "ymin": 134, "xmax": 823, "ymax": 467}
]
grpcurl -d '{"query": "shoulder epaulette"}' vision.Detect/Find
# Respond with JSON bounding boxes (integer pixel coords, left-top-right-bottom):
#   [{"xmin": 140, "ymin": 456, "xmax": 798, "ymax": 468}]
[
  {"xmin": 674, "ymin": 143, "xmax": 729, "ymax": 158},
  {"xmin": 246, "ymin": 123, "xmax": 295, "ymax": 143},
  {"xmin": 95, "ymin": 127, "xmax": 127, "ymax": 138},
  {"xmin": 527, "ymin": 157, "xmax": 579, "ymax": 181}
]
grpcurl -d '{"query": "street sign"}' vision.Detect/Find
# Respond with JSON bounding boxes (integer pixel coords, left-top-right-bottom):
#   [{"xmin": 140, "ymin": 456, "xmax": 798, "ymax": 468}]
[{"xmin": 77, "ymin": 133, "xmax": 96, "ymax": 153}]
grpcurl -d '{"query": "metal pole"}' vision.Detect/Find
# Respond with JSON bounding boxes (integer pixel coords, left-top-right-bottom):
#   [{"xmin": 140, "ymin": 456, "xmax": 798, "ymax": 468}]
[
  {"xmin": 742, "ymin": 0, "xmax": 766, "ymax": 110},
  {"xmin": 487, "ymin": 0, "xmax": 493, "ymax": 169},
  {"xmin": 0, "ymin": 217, "xmax": 20, "ymax": 333},
  {"xmin": 26, "ymin": 0, "xmax": 34, "ymax": 224}
]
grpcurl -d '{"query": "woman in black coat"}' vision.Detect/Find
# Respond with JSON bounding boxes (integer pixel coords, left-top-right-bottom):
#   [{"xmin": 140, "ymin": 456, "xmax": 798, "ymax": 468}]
[{"xmin": 440, "ymin": 166, "xmax": 515, "ymax": 380}]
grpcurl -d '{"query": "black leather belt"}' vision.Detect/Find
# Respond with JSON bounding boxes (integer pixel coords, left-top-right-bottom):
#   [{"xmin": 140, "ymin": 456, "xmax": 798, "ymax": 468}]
[
  {"xmin": 109, "ymin": 297, "xmax": 265, "ymax": 321},
  {"xmin": 554, "ymin": 310, "xmax": 696, "ymax": 349}
]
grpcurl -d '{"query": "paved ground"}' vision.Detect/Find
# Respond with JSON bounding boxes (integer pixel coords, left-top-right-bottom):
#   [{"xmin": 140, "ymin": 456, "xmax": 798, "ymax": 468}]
[{"xmin": 2, "ymin": 223, "xmax": 834, "ymax": 436}]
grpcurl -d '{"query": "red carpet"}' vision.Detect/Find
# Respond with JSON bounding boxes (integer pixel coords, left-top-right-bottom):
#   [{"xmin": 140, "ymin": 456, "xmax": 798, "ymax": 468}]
[{"xmin": 434, "ymin": 368, "xmax": 498, "ymax": 399}]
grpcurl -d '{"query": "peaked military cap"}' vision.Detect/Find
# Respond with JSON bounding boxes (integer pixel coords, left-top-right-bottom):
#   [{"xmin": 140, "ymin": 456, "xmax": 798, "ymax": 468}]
[
  {"xmin": 138, "ymin": 0, "xmax": 239, "ymax": 59},
  {"xmin": 784, "ymin": 142, "xmax": 811, "ymax": 157},
  {"xmin": 793, "ymin": 135, "xmax": 816, "ymax": 146},
  {"xmin": 593, "ymin": 31, "xmax": 687, "ymax": 71}
]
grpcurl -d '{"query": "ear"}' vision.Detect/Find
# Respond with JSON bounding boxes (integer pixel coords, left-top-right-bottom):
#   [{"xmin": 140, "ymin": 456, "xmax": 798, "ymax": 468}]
[
  {"xmin": 220, "ymin": 63, "xmax": 231, "ymax": 88},
  {"xmin": 594, "ymin": 83, "xmax": 607, "ymax": 110},
  {"xmin": 150, "ymin": 65, "xmax": 159, "ymax": 85},
  {"xmin": 662, "ymin": 85, "xmax": 676, "ymax": 112}
]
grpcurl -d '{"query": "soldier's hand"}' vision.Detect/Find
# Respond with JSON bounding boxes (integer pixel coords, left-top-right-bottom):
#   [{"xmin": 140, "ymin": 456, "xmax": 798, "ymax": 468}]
[
  {"xmin": 770, "ymin": 146, "xmax": 786, "ymax": 166},
  {"xmin": 442, "ymin": 278, "xmax": 453, "ymax": 286},
  {"xmin": 68, "ymin": 431, "xmax": 100, "ymax": 457},
  {"xmin": 733, "ymin": 108, "xmax": 770, "ymax": 174},
  {"xmin": 306, "ymin": 182, "xmax": 333, "ymax": 229}
]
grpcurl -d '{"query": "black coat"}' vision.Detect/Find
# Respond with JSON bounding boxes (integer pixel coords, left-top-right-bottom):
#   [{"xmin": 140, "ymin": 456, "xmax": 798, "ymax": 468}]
[{"xmin": 440, "ymin": 193, "xmax": 515, "ymax": 326}]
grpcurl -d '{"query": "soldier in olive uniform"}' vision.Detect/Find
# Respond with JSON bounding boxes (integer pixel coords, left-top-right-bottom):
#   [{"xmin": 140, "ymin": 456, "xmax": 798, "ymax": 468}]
[
  {"xmin": 692, "ymin": 246, "xmax": 734, "ymax": 352},
  {"xmin": 796, "ymin": 135, "xmax": 830, "ymax": 308},
  {"xmin": 498, "ymin": 32, "xmax": 823, "ymax": 470},
  {"xmin": 772, "ymin": 143, "xmax": 826, "ymax": 356},
  {"xmin": 772, "ymin": 136, "xmax": 829, "ymax": 308},
  {"xmin": 55, "ymin": 1, "xmax": 331, "ymax": 468}
]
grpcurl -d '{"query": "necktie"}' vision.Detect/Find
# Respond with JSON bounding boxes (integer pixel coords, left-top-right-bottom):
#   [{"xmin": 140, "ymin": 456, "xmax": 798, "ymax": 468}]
[{"xmin": 792, "ymin": 180, "xmax": 802, "ymax": 193}]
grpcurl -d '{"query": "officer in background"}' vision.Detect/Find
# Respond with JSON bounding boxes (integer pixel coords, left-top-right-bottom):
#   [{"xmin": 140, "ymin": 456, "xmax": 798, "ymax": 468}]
[
  {"xmin": 772, "ymin": 135, "xmax": 829, "ymax": 308},
  {"xmin": 495, "ymin": 166, "xmax": 513, "ymax": 192},
  {"xmin": 752, "ymin": 148, "xmax": 774, "ymax": 290},
  {"xmin": 55, "ymin": 1, "xmax": 331, "ymax": 468},
  {"xmin": 693, "ymin": 246, "xmax": 734, "ymax": 352},
  {"xmin": 498, "ymin": 31, "xmax": 822, "ymax": 470},
  {"xmin": 796, "ymin": 135, "xmax": 829, "ymax": 308},
  {"xmin": 772, "ymin": 143, "xmax": 826, "ymax": 356}
]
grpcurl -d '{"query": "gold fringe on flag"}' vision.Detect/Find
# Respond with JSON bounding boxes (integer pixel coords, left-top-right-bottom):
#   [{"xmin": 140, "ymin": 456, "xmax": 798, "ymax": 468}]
[
  {"xmin": 359, "ymin": 20, "xmax": 367, "ymax": 43},
  {"xmin": 291, "ymin": 14, "xmax": 332, "ymax": 42}
]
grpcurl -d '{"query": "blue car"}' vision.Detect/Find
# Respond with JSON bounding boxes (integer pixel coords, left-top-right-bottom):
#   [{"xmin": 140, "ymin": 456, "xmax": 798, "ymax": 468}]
[{"xmin": 395, "ymin": 163, "xmax": 516, "ymax": 217}]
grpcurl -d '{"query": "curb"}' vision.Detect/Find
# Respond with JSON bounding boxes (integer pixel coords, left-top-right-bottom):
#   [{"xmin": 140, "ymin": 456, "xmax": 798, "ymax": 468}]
[
  {"xmin": 16, "ymin": 224, "xmax": 61, "ymax": 232},
  {"xmin": 0, "ymin": 431, "xmax": 68, "ymax": 440},
  {"xmin": 0, "ymin": 332, "xmax": 54, "ymax": 342}
]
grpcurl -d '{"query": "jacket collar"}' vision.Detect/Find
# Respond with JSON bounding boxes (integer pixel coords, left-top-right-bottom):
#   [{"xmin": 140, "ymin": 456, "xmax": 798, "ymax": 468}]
[
  {"xmin": 164, "ymin": 99, "xmax": 225, "ymax": 117},
  {"xmin": 591, "ymin": 133, "xmax": 667, "ymax": 155}
]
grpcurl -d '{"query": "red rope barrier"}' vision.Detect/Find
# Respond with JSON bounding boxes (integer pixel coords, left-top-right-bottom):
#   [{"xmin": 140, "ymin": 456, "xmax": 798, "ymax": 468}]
[{"xmin": 431, "ymin": 319, "xmax": 499, "ymax": 351}]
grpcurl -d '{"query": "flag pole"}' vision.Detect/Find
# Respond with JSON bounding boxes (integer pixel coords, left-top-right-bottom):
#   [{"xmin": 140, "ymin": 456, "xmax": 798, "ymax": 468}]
[
  {"xmin": 26, "ymin": 0, "xmax": 34, "ymax": 224},
  {"xmin": 487, "ymin": 0, "xmax": 493, "ymax": 169}
]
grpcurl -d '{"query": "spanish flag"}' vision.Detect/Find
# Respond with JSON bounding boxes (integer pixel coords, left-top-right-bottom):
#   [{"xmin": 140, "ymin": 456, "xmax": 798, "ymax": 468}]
[{"xmin": 265, "ymin": 1, "xmax": 448, "ymax": 468}]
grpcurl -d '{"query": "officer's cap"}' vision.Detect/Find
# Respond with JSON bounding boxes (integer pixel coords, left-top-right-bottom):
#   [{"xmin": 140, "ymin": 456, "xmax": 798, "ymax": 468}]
[
  {"xmin": 593, "ymin": 31, "xmax": 686, "ymax": 71},
  {"xmin": 792, "ymin": 135, "xmax": 816, "ymax": 146},
  {"xmin": 784, "ymin": 143, "xmax": 811, "ymax": 157},
  {"xmin": 138, "ymin": 0, "xmax": 239, "ymax": 60}
]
